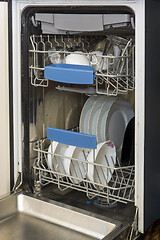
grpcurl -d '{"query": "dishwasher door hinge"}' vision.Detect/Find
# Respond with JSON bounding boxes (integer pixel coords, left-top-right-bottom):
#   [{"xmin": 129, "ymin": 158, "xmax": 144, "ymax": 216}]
[
  {"xmin": 12, "ymin": 172, "xmax": 33, "ymax": 194},
  {"xmin": 12, "ymin": 172, "xmax": 22, "ymax": 192}
]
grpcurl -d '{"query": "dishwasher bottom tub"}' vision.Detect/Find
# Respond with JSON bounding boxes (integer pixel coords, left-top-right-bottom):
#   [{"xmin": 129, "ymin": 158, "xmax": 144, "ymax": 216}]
[{"xmin": 0, "ymin": 192, "xmax": 130, "ymax": 240}]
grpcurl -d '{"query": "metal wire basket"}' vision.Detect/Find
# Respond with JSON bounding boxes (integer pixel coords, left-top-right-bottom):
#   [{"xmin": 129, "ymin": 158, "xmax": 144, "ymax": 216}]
[
  {"xmin": 33, "ymin": 139, "xmax": 135, "ymax": 205},
  {"xmin": 29, "ymin": 35, "xmax": 135, "ymax": 96}
]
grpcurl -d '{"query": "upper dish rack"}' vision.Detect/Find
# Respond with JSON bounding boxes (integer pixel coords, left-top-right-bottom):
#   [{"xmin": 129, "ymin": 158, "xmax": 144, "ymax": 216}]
[{"xmin": 29, "ymin": 35, "xmax": 135, "ymax": 96}]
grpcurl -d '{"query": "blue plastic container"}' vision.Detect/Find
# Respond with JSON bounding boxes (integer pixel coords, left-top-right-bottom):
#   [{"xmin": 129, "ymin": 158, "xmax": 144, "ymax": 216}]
[{"xmin": 44, "ymin": 63, "xmax": 95, "ymax": 84}]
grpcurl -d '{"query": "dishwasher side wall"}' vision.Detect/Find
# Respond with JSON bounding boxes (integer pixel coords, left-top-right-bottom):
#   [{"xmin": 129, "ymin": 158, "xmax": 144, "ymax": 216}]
[{"xmin": 0, "ymin": 2, "xmax": 10, "ymax": 196}]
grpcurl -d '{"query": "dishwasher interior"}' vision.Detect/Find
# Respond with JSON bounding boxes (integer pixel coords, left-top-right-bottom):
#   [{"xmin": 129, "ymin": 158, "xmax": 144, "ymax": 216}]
[{"xmin": 20, "ymin": 6, "xmax": 137, "ymax": 239}]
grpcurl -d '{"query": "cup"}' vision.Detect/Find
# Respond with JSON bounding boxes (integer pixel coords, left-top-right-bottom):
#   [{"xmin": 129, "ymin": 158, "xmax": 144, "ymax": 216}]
[
  {"xmin": 45, "ymin": 47, "xmax": 63, "ymax": 66},
  {"xmin": 89, "ymin": 51, "xmax": 107, "ymax": 72}
]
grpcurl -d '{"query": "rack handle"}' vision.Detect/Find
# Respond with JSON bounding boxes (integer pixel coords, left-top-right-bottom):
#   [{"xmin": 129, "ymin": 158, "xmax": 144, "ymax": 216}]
[
  {"xmin": 47, "ymin": 127, "xmax": 97, "ymax": 149},
  {"xmin": 44, "ymin": 64, "xmax": 95, "ymax": 84}
]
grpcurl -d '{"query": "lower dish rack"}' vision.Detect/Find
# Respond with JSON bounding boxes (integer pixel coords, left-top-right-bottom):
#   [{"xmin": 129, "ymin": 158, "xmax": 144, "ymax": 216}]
[{"xmin": 33, "ymin": 138, "xmax": 135, "ymax": 205}]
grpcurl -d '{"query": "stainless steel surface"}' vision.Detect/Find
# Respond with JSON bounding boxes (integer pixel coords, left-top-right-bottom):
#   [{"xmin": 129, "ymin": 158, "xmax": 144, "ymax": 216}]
[
  {"xmin": 33, "ymin": 139, "xmax": 135, "ymax": 204},
  {"xmin": 0, "ymin": 213, "xmax": 95, "ymax": 240},
  {"xmin": 27, "ymin": 86, "xmax": 84, "ymax": 143},
  {"xmin": 0, "ymin": 193, "xmax": 125, "ymax": 240}
]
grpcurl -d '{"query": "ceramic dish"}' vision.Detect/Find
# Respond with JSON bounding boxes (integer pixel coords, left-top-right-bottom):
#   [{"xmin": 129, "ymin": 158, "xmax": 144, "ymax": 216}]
[
  {"xmin": 63, "ymin": 145, "xmax": 76, "ymax": 179},
  {"xmin": 79, "ymin": 95, "xmax": 97, "ymax": 134},
  {"xmin": 70, "ymin": 147, "xmax": 89, "ymax": 184},
  {"xmin": 96, "ymin": 97, "xmax": 116, "ymax": 143},
  {"xmin": 88, "ymin": 95, "xmax": 107, "ymax": 136},
  {"xmin": 89, "ymin": 51, "xmax": 108, "ymax": 71},
  {"xmin": 106, "ymin": 99, "xmax": 134, "ymax": 159},
  {"xmin": 53, "ymin": 143, "xmax": 68, "ymax": 177},
  {"xmin": 65, "ymin": 52, "xmax": 90, "ymax": 66},
  {"xmin": 47, "ymin": 141, "xmax": 59, "ymax": 171},
  {"xmin": 63, "ymin": 146, "xmax": 89, "ymax": 184},
  {"xmin": 87, "ymin": 141, "xmax": 116, "ymax": 187}
]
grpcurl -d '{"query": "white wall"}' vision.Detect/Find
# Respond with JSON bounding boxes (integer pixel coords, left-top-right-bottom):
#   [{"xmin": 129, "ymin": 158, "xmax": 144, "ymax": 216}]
[{"xmin": 0, "ymin": 2, "xmax": 10, "ymax": 196}]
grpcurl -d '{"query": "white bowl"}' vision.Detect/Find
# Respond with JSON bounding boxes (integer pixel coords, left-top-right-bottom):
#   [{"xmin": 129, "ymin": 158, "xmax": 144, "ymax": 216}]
[
  {"xmin": 87, "ymin": 141, "xmax": 116, "ymax": 187},
  {"xmin": 65, "ymin": 52, "xmax": 89, "ymax": 66},
  {"xmin": 63, "ymin": 146, "xmax": 89, "ymax": 184}
]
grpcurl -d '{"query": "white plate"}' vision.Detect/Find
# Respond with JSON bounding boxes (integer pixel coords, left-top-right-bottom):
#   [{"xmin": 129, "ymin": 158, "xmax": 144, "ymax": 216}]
[
  {"xmin": 63, "ymin": 146, "xmax": 89, "ymax": 184},
  {"xmin": 106, "ymin": 99, "xmax": 134, "ymax": 159},
  {"xmin": 88, "ymin": 95, "xmax": 108, "ymax": 136},
  {"xmin": 70, "ymin": 147, "xmax": 89, "ymax": 184},
  {"xmin": 63, "ymin": 145, "xmax": 76, "ymax": 179},
  {"xmin": 97, "ymin": 97, "xmax": 116, "ymax": 143},
  {"xmin": 53, "ymin": 143, "xmax": 68, "ymax": 176},
  {"xmin": 47, "ymin": 141, "xmax": 59, "ymax": 171},
  {"xmin": 87, "ymin": 141, "xmax": 116, "ymax": 186},
  {"xmin": 79, "ymin": 95, "xmax": 97, "ymax": 134}
]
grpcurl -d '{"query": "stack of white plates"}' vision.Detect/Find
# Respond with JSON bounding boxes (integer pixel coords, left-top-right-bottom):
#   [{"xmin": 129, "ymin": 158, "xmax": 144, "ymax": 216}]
[
  {"xmin": 88, "ymin": 95, "xmax": 108, "ymax": 136},
  {"xmin": 47, "ymin": 142, "xmax": 89, "ymax": 184},
  {"xmin": 79, "ymin": 96, "xmax": 134, "ymax": 158},
  {"xmin": 79, "ymin": 95, "xmax": 98, "ymax": 134},
  {"xmin": 47, "ymin": 140, "xmax": 117, "ymax": 187},
  {"xmin": 79, "ymin": 95, "xmax": 116, "ymax": 139},
  {"xmin": 63, "ymin": 146, "xmax": 90, "ymax": 184}
]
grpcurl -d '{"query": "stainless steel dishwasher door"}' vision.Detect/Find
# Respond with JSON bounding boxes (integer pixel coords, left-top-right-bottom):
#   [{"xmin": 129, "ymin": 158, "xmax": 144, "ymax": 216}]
[{"xmin": 0, "ymin": 192, "xmax": 125, "ymax": 240}]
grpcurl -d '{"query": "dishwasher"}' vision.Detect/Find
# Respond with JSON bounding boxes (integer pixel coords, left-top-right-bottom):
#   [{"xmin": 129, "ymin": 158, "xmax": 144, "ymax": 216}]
[{"xmin": 0, "ymin": 0, "xmax": 160, "ymax": 239}]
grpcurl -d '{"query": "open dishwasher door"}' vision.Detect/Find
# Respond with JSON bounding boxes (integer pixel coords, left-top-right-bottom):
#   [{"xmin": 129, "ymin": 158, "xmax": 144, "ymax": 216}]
[{"xmin": 0, "ymin": 191, "xmax": 131, "ymax": 240}]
